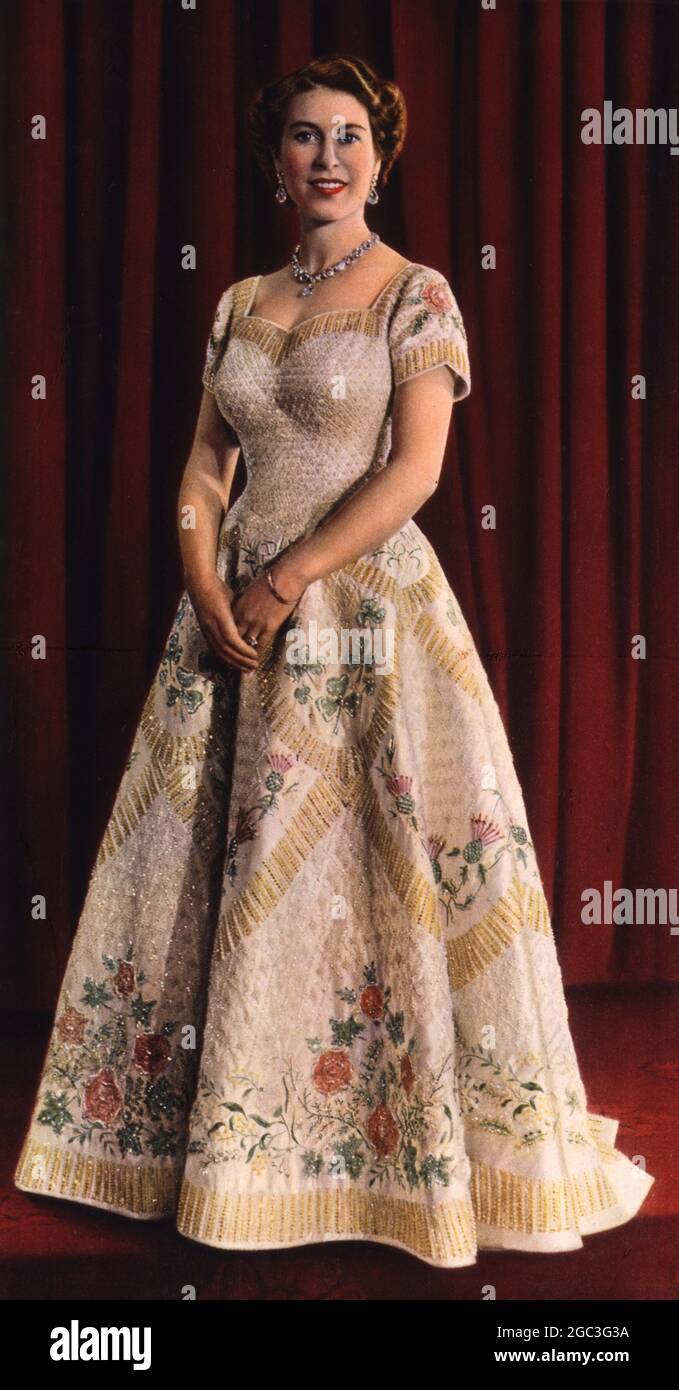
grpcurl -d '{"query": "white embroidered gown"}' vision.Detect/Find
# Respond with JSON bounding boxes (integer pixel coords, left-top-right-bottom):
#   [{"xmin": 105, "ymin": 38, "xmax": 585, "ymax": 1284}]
[{"xmin": 14, "ymin": 261, "xmax": 654, "ymax": 1266}]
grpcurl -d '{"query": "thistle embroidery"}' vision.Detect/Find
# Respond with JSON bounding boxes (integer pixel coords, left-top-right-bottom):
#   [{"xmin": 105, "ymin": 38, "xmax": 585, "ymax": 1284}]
[
  {"xmin": 376, "ymin": 734, "xmax": 420, "ymax": 831},
  {"xmin": 377, "ymin": 736, "xmax": 534, "ymax": 913},
  {"xmin": 429, "ymin": 794, "xmax": 534, "ymax": 926},
  {"xmin": 223, "ymin": 752, "xmax": 300, "ymax": 886}
]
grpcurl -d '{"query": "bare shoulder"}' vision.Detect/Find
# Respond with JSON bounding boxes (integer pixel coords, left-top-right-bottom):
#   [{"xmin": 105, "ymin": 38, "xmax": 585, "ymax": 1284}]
[
  {"xmin": 257, "ymin": 266, "xmax": 289, "ymax": 291},
  {"xmin": 376, "ymin": 244, "xmax": 411, "ymax": 276}
]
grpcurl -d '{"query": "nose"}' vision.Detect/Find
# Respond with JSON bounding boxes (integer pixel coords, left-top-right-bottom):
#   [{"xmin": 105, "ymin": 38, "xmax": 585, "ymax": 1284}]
[{"xmin": 312, "ymin": 134, "xmax": 341, "ymax": 169}]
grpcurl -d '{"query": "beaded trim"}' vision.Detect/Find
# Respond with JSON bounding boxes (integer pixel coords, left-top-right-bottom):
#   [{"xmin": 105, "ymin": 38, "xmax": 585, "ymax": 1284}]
[
  {"xmin": 94, "ymin": 690, "xmax": 216, "ymax": 866},
  {"xmin": 14, "ymin": 1112, "xmax": 651, "ymax": 1259},
  {"xmin": 393, "ymin": 338, "xmax": 471, "ymax": 389},
  {"xmin": 176, "ymin": 1178, "xmax": 477, "ymax": 1265},
  {"xmin": 446, "ymin": 878, "xmax": 553, "ymax": 990},
  {"xmin": 14, "ymin": 1136, "xmax": 177, "ymax": 1217},
  {"xmin": 412, "ymin": 610, "xmax": 484, "ymax": 700},
  {"xmin": 226, "ymin": 264, "xmax": 413, "ymax": 366}
]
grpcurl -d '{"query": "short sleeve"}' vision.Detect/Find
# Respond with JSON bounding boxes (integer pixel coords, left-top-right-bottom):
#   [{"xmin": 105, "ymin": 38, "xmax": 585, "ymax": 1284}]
[
  {"xmin": 202, "ymin": 285, "xmax": 235, "ymax": 393},
  {"xmin": 388, "ymin": 265, "xmax": 471, "ymax": 403}
]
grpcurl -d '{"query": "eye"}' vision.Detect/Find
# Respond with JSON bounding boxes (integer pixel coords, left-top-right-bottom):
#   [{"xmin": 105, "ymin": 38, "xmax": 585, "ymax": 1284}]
[{"xmin": 291, "ymin": 129, "xmax": 360, "ymax": 144}]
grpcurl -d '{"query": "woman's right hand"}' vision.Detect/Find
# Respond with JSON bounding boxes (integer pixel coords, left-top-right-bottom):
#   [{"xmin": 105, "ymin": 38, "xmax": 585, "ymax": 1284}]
[{"xmin": 188, "ymin": 574, "xmax": 259, "ymax": 674}]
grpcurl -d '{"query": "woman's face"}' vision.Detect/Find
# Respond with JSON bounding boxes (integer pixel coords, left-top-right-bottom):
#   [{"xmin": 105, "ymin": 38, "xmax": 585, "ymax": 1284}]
[{"xmin": 274, "ymin": 85, "xmax": 380, "ymax": 220}]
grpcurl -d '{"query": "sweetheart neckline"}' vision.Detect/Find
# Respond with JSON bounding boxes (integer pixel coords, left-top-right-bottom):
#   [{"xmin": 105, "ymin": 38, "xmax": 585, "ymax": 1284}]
[{"xmin": 241, "ymin": 260, "xmax": 413, "ymax": 335}]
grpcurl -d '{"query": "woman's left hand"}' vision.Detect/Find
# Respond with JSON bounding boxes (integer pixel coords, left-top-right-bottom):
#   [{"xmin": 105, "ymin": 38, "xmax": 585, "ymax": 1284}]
[{"xmin": 231, "ymin": 570, "xmax": 301, "ymax": 666}]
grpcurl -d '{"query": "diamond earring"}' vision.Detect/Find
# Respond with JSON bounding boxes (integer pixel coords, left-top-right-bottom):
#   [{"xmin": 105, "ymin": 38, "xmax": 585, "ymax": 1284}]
[
  {"xmin": 275, "ymin": 169, "xmax": 288, "ymax": 204},
  {"xmin": 367, "ymin": 172, "xmax": 380, "ymax": 205}
]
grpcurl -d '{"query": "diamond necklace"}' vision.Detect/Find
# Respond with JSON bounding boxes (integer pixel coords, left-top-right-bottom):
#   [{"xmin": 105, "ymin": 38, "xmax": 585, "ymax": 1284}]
[{"xmin": 291, "ymin": 231, "xmax": 381, "ymax": 297}]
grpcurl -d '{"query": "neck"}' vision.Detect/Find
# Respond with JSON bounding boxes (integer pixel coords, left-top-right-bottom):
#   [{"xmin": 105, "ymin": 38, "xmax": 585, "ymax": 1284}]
[{"xmin": 295, "ymin": 213, "xmax": 374, "ymax": 274}]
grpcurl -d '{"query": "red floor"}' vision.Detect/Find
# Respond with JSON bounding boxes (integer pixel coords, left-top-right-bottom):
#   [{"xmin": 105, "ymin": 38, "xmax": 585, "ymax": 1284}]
[{"xmin": 2, "ymin": 986, "xmax": 676, "ymax": 1300}]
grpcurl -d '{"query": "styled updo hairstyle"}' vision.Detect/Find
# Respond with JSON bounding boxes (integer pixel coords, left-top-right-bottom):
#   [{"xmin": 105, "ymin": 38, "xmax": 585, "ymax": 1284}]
[{"xmin": 247, "ymin": 54, "xmax": 407, "ymax": 207}]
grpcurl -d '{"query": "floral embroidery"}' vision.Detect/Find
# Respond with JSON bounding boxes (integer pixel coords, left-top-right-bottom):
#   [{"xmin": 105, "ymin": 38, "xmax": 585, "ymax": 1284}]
[
  {"xmin": 283, "ymin": 645, "xmax": 327, "ymax": 704},
  {"xmin": 187, "ymin": 963, "xmax": 467, "ymax": 1191},
  {"xmin": 284, "ymin": 597, "xmax": 383, "ymax": 729},
  {"xmin": 371, "ymin": 531, "xmax": 424, "ymax": 574},
  {"xmin": 33, "ymin": 945, "xmax": 193, "ymax": 1158},
  {"xmin": 224, "ymin": 752, "xmax": 300, "ymax": 886},
  {"xmin": 316, "ymin": 675, "xmax": 362, "ymax": 734},
  {"xmin": 376, "ymin": 734, "xmax": 420, "ymax": 831},
  {"xmin": 429, "ymin": 799, "xmax": 534, "ymax": 926},
  {"xmin": 202, "ymin": 288, "xmax": 233, "ymax": 388},
  {"xmin": 377, "ymin": 735, "xmax": 534, "ymax": 920},
  {"xmin": 453, "ymin": 1019, "xmax": 594, "ymax": 1152},
  {"xmin": 400, "ymin": 277, "xmax": 467, "ymax": 343},
  {"xmin": 239, "ymin": 535, "xmax": 291, "ymax": 582},
  {"xmin": 158, "ymin": 593, "xmax": 205, "ymax": 721}
]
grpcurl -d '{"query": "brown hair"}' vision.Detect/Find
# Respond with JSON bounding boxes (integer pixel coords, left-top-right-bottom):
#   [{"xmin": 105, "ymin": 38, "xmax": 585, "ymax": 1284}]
[{"xmin": 247, "ymin": 54, "xmax": 407, "ymax": 207}]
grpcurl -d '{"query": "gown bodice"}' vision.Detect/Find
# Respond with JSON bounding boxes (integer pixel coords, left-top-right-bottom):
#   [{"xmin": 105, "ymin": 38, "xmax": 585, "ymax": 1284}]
[{"xmin": 202, "ymin": 260, "xmax": 471, "ymax": 547}]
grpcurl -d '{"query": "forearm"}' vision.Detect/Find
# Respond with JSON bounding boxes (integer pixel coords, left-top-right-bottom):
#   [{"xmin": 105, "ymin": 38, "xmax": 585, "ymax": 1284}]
[
  {"xmin": 177, "ymin": 453, "xmax": 231, "ymax": 591},
  {"xmin": 275, "ymin": 456, "xmax": 436, "ymax": 592}
]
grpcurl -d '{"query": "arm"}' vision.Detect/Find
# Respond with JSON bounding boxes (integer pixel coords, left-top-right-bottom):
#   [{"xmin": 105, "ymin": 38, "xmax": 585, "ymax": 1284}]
[
  {"xmin": 271, "ymin": 364, "xmax": 457, "ymax": 597},
  {"xmin": 177, "ymin": 387, "xmax": 240, "ymax": 589},
  {"xmin": 177, "ymin": 388, "xmax": 258, "ymax": 671}
]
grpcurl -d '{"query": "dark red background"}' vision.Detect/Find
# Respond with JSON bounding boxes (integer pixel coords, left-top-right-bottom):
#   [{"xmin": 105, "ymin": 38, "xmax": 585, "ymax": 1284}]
[{"xmin": 3, "ymin": 0, "xmax": 678, "ymax": 1012}]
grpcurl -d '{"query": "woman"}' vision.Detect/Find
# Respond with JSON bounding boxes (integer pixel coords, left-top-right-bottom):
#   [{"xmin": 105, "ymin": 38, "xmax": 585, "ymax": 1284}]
[{"xmin": 15, "ymin": 54, "xmax": 653, "ymax": 1268}]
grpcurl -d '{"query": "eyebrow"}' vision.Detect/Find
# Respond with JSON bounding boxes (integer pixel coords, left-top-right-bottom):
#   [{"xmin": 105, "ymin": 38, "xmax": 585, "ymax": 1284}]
[{"xmin": 287, "ymin": 120, "xmax": 367, "ymax": 131}]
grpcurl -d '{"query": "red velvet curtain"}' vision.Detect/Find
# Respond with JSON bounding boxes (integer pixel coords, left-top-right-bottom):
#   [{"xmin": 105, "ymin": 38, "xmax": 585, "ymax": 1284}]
[{"xmin": 3, "ymin": 0, "xmax": 678, "ymax": 1011}]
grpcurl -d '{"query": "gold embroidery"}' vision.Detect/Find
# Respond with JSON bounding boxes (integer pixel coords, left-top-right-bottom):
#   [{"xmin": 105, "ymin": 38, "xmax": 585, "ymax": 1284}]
[
  {"xmin": 338, "ymin": 553, "xmax": 443, "ymax": 627},
  {"xmin": 232, "ymin": 308, "xmax": 384, "ymax": 365},
  {"xmin": 140, "ymin": 688, "xmax": 210, "ymax": 768},
  {"xmin": 226, "ymin": 263, "xmax": 413, "ymax": 367},
  {"xmin": 445, "ymin": 878, "xmax": 553, "ymax": 990},
  {"xmin": 14, "ymin": 1136, "xmax": 177, "ymax": 1217},
  {"xmin": 256, "ymin": 634, "xmax": 401, "ymax": 780},
  {"xmin": 176, "ymin": 1119, "xmax": 648, "ymax": 1257},
  {"xmin": 413, "ymin": 611, "xmax": 486, "ymax": 702},
  {"xmin": 470, "ymin": 1158, "xmax": 616, "ymax": 1235},
  {"xmin": 353, "ymin": 775, "xmax": 442, "ymax": 937},
  {"xmin": 14, "ymin": 263, "xmax": 654, "ymax": 1267},
  {"xmin": 14, "ymin": 1118, "xmax": 650, "ymax": 1262},
  {"xmin": 216, "ymin": 774, "xmax": 355, "ymax": 958},
  {"xmin": 176, "ymin": 1176, "xmax": 477, "ymax": 1264},
  {"xmin": 95, "ymin": 761, "xmax": 166, "ymax": 866},
  {"xmin": 394, "ymin": 338, "xmax": 471, "ymax": 387}
]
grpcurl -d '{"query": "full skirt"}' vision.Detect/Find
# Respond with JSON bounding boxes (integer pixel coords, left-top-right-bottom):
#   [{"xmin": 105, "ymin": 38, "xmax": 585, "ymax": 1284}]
[{"xmin": 14, "ymin": 512, "xmax": 654, "ymax": 1267}]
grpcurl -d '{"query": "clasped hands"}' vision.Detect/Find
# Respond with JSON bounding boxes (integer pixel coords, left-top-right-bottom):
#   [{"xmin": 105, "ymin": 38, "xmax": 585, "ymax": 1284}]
[{"xmin": 192, "ymin": 560, "xmax": 305, "ymax": 675}]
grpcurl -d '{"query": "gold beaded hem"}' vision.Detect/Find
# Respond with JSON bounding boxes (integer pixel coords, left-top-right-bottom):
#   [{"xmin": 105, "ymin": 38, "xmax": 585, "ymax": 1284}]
[
  {"xmin": 14, "ymin": 1110, "xmax": 653, "ymax": 1263},
  {"xmin": 13, "ymin": 1135, "xmax": 177, "ymax": 1219},
  {"xmin": 176, "ymin": 1179, "xmax": 477, "ymax": 1266}
]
